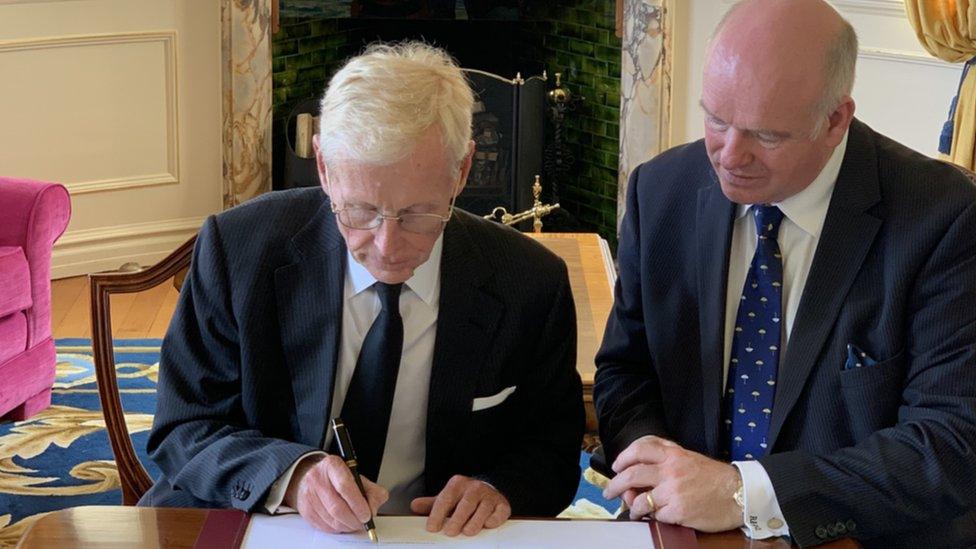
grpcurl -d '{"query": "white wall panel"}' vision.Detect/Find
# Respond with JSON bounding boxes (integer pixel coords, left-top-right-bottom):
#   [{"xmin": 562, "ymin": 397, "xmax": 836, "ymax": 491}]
[
  {"xmin": 0, "ymin": 0, "xmax": 222, "ymax": 277},
  {"xmin": 854, "ymin": 49, "xmax": 959, "ymax": 156},
  {"xmin": 0, "ymin": 32, "xmax": 179, "ymax": 194}
]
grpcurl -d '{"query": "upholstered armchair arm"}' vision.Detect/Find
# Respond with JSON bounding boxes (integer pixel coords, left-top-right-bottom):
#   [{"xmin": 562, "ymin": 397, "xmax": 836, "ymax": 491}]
[{"xmin": 0, "ymin": 177, "xmax": 71, "ymax": 347}]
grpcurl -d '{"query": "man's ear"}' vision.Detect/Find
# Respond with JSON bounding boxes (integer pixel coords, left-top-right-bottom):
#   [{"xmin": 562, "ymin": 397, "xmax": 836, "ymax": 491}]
[
  {"xmin": 454, "ymin": 140, "xmax": 476, "ymax": 197},
  {"xmin": 824, "ymin": 96, "xmax": 855, "ymax": 147},
  {"xmin": 314, "ymin": 135, "xmax": 330, "ymax": 196}
]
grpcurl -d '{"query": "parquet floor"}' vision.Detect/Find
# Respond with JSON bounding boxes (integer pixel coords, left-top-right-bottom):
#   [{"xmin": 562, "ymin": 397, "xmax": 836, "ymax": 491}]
[{"xmin": 51, "ymin": 276, "xmax": 179, "ymax": 339}]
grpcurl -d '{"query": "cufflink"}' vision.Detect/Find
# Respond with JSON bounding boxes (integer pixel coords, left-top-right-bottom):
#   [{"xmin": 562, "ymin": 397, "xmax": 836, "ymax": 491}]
[
  {"xmin": 767, "ymin": 518, "xmax": 784, "ymax": 529},
  {"xmin": 732, "ymin": 481, "xmax": 744, "ymax": 511}
]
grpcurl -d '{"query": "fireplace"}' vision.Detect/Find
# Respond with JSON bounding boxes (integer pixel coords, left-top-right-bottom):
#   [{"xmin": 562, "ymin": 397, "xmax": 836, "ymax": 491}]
[
  {"xmin": 272, "ymin": 0, "xmax": 627, "ymax": 244},
  {"xmin": 279, "ymin": 70, "xmax": 545, "ymax": 224},
  {"xmin": 273, "ymin": 3, "xmax": 553, "ymax": 220}
]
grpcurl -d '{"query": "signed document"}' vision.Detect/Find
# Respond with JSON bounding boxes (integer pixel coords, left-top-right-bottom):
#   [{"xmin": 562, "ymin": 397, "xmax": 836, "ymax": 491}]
[{"xmin": 243, "ymin": 515, "xmax": 653, "ymax": 548}]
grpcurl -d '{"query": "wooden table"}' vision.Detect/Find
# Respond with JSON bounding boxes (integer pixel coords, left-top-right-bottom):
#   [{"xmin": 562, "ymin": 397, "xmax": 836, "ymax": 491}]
[
  {"xmin": 16, "ymin": 506, "xmax": 860, "ymax": 548},
  {"xmin": 527, "ymin": 233, "xmax": 615, "ymax": 432}
]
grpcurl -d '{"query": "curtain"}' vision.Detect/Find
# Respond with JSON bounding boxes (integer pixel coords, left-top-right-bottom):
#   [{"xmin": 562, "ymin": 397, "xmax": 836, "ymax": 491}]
[{"xmin": 905, "ymin": 0, "xmax": 976, "ymax": 170}]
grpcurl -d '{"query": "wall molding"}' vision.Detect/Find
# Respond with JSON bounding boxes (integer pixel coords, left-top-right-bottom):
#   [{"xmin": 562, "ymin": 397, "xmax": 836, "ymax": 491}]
[
  {"xmin": 859, "ymin": 46, "xmax": 959, "ymax": 70},
  {"xmin": 831, "ymin": 0, "xmax": 905, "ymax": 17},
  {"xmin": 66, "ymin": 173, "xmax": 179, "ymax": 195},
  {"xmin": 52, "ymin": 216, "xmax": 204, "ymax": 279},
  {"xmin": 0, "ymin": 31, "xmax": 180, "ymax": 196},
  {"xmin": 0, "ymin": 0, "xmax": 87, "ymax": 4}
]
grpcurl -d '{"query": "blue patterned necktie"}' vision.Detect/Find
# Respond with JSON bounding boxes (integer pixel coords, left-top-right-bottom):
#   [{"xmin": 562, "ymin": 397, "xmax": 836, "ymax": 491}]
[{"xmin": 723, "ymin": 205, "xmax": 784, "ymax": 461}]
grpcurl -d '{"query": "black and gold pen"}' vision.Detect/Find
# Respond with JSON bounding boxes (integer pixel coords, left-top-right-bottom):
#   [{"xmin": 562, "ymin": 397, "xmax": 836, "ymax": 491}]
[{"xmin": 330, "ymin": 418, "xmax": 378, "ymax": 543}]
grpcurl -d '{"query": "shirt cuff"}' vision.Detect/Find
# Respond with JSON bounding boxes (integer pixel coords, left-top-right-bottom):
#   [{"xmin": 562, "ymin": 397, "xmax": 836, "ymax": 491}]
[
  {"xmin": 733, "ymin": 460, "xmax": 790, "ymax": 539},
  {"xmin": 263, "ymin": 451, "xmax": 327, "ymax": 514}
]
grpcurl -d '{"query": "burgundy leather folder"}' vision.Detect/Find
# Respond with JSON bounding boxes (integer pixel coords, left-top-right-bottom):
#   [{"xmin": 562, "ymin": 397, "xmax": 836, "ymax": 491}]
[{"xmin": 193, "ymin": 509, "xmax": 252, "ymax": 549}]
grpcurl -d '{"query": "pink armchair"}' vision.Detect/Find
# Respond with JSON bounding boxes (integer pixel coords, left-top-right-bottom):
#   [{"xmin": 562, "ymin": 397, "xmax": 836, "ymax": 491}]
[{"xmin": 0, "ymin": 177, "xmax": 71, "ymax": 420}]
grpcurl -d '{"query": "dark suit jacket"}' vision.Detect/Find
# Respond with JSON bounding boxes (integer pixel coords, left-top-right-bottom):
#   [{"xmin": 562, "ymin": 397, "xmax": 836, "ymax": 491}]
[
  {"xmin": 594, "ymin": 120, "xmax": 976, "ymax": 548},
  {"xmin": 139, "ymin": 188, "xmax": 584, "ymax": 517}
]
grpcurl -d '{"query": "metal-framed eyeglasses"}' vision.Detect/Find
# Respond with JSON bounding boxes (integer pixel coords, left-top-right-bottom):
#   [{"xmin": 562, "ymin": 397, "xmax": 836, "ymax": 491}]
[{"xmin": 329, "ymin": 191, "xmax": 458, "ymax": 235}]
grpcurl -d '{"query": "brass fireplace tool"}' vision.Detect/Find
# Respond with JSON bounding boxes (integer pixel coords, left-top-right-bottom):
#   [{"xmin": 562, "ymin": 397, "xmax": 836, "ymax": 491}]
[{"xmin": 484, "ymin": 175, "xmax": 560, "ymax": 233}]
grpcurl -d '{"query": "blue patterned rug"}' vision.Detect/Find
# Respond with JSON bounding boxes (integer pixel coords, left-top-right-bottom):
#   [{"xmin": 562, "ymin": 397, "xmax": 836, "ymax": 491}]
[{"xmin": 0, "ymin": 340, "xmax": 617, "ymax": 547}]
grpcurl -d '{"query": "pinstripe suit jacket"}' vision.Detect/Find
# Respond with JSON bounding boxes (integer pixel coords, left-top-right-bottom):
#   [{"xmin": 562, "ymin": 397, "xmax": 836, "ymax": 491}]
[
  {"xmin": 138, "ymin": 189, "xmax": 584, "ymax": 517},
  {"xmin": 594, "ymin": 120, "xmax": 976, "ymax": 548}
]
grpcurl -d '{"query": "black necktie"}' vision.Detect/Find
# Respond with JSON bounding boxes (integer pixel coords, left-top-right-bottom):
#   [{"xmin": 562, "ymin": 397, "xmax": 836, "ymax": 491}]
[{"xmin": 336, "ymin": 282, "xmax": 404, "ymax": 480}]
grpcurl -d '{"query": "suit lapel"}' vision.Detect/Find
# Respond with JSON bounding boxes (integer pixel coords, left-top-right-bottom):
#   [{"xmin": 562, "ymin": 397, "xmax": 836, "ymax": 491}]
[
  {"xmin": 425, "ymin": 213, "xmax": 503, "ymax": 490},
  {"xmin": 697, "ymin": 179, "xmax": 736, "ymax": 456},
  {"xmin": 275, "ymin": 199, "xmax": 346, "ymax": 448},
  {"xmin": 767, "ymin": 120, "xmax": 882, "ymax": 448}
]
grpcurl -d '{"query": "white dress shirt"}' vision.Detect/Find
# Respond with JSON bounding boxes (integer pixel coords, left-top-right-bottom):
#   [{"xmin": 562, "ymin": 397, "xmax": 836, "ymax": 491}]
[
  {"xmin": 264, "ymin": 235, "xmax": 443, "ymax": 515},
  {"xmin": 724, "ymin": 132, "xmax": 848, "ymax": 539}
]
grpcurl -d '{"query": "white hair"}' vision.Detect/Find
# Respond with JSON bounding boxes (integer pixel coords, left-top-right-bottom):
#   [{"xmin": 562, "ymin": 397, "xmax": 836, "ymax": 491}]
[
  {"xmin": 318, "ymin": 41, "xmax": 474, "ymax": 170},
  {"xmin": 709, "ymin": 0, "xmax": 858, "ymax": 136},
  {"xmin": 813, "ymin": 18, "xmax": 858, "ymax": 134}
]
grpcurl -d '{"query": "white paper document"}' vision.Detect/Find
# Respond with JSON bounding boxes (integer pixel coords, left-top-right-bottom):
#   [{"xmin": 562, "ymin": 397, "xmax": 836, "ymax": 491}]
[{"xmin": 243, "ymin": 515, "xmax": 653, "ymax": 549}]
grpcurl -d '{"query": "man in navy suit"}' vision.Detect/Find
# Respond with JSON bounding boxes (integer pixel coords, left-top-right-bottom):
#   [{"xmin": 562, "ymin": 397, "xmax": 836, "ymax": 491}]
[
  {"xmin": 140, "ymin": 42, "xmax": 584, "ymax": 537},
  {"xmin": 595, "ymin": 0, "xmax": 976, "ymax": 546}
]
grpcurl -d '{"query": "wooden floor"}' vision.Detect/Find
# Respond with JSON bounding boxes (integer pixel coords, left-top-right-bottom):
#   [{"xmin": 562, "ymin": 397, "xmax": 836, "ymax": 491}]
[{"xmin": 51, "ymin": 276, "xmax": 180, "ymax": 340}]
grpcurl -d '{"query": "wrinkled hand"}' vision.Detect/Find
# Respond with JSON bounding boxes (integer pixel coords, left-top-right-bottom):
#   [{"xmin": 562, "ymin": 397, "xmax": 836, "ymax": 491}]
[
  {"xmin": 285, "ymin": 455, "xmax": 389, "ymax": 534},
  {"xmin": 603, "ymin": 435, "xmax": 743, "ymax": 532},
  {"xmin": 410, "ymin": 475, "xmax": 511, "ymax": 537}
]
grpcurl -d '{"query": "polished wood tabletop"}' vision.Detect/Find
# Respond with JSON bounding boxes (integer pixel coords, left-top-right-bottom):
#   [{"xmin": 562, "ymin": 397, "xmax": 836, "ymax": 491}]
[
  {"xmin": 16, "ymin": 506, "xmax": 207, "ymax": 549},
  {"xmin": 16, "ymin": 506, "xmax": 860, "ymax": 548},
  {"xmin": 527, "ymin": 232, "xmax": 615, "ymax": 432}
]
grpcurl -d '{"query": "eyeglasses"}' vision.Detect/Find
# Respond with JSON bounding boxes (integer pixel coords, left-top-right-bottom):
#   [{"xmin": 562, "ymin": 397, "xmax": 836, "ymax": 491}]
[
  {"xmin": 330, "ymin": 203, "xmax": 454, "ymax": 235},
  {"xmin": 326, "ymin": 176, "xmax": 462, "ymax": 235}
]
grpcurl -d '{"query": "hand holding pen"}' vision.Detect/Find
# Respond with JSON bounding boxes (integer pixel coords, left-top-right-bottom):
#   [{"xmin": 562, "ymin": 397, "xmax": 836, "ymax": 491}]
[
  {"xmin": 282, "ymin": 422, "xmax": 388, "ymax": 538},
  {"xmin": 331, "ymin": 418, "xmax": 379, "ymax": 543}
]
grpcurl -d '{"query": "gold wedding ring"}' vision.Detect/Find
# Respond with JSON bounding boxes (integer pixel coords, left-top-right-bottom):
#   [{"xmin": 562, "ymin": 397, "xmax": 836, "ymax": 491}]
[{"xmin": 645, "ymin": 492, "xmax": 656, "ymax": 514}]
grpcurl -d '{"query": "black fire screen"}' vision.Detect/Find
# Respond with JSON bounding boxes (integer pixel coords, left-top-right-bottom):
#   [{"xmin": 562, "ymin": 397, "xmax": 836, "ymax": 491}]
[{"xmin": 278, "ymin": 68, "xmax": 545, "ymax": 220}]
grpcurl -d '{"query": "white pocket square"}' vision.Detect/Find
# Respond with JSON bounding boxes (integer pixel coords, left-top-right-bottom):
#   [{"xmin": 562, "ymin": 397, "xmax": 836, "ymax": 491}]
[{"xmin": 471, "ymin": 385, "xmax": 517, "ymax": 412}]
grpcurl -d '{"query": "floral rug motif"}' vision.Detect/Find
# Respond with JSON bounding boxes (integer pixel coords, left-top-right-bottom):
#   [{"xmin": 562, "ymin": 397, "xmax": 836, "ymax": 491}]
[
  {"xmin": 0, "ymin": 339, "xmax": 617, "ymax": 547},
  {"xmin": 0, "ymin": 339, "xmax": 162, "ymax": 547}
]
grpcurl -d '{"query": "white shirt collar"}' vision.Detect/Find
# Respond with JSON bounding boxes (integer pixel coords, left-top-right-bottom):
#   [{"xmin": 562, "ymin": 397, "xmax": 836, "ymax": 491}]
[
  {"xmin": 736, "ymin": 130, "xmax": 849, "ymax": 239},
  {"xmin": 346, "ymin": 234, "xmax": 443, "ymax": 307}
]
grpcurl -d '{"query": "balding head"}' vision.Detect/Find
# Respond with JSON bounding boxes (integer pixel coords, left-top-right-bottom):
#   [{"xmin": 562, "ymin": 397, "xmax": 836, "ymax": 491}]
[
  {"xmin": 714, "ymin": 0, "xmax": 846, "ymax": 50},
  {"xmin": 699, "ymin": 0, "xmax": 857, "ymax": 205},
  {"xmin": 710, "ymin": 0, "xmax": 857, "ymax": 126}
]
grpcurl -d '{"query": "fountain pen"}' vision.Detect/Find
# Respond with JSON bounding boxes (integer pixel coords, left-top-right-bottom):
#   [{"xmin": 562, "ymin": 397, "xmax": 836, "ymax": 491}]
[{"xmin": 330, "ymin": 418, "xmax": 379, "ymax": 543}]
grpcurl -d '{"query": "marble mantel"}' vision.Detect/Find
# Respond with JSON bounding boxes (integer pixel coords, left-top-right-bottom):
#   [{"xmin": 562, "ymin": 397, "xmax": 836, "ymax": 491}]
[
  {"xmin": 221, "ymin": 0, "xmax": 274, "ymax": 209},
  {"xmin": 618, "ymin": 0, "xmax": 673, "ymax": 230}
]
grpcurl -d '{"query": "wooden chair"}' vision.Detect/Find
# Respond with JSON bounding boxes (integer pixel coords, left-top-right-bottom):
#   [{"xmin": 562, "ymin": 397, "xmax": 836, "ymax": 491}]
[{"xmin": 89, "ymin": 236, "xmax": 196, "ymax": 505}]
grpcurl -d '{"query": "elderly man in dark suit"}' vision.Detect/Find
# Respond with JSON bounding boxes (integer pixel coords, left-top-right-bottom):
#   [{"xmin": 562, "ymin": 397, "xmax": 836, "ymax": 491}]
[
  {"xmin": 140, "ymin": 42, "xmax": 584, "ymax": 538},
  {"xmin": 595, "ymin": 0, "xmax": 976, "ymax": 547}
]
